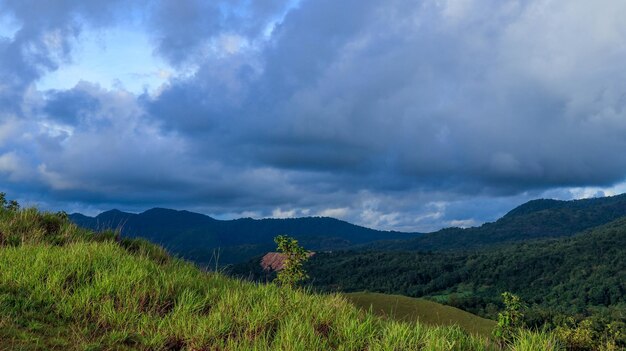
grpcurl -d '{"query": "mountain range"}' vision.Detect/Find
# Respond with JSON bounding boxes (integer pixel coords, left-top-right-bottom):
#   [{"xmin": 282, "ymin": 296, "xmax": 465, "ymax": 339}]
[
  {"xmin": 70, "ymin": 208, "xmax": 417, "ymax": 264},
  {"xmin": 71, "ymin": 193, "xmax": 626, "ymax": 264}
]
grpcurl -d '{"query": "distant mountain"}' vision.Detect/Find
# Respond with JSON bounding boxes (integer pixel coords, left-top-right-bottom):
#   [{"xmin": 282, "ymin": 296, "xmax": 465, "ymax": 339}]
[
  {"xmin": 72, "ymin": 193, "xmax": 626, "ymax": 264},
  {"xmin": 365, "ymin": 193, "xmax": 626, "ymax": 251},
  {"xmin": 70, "ymin": 208, "xmax": 418, "ymax": 264}
]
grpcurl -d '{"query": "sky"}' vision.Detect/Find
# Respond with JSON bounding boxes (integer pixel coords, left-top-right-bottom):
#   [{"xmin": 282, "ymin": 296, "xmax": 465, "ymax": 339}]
[{"xmin": 1, "ymin": 0, "xmax": 626, "ymax": 232}]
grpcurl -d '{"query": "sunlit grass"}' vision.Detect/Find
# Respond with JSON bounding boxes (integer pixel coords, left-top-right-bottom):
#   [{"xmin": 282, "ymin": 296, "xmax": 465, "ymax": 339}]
[{"xmin": 344, "ymin": 292, "xmax": 497, "ymax": 337}]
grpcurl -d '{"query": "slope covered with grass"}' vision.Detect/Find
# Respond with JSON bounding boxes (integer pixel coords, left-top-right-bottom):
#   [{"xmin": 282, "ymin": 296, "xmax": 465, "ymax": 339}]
[
  {"xmin": 0, "ymin": 207, "xmax": 561, "ymax": 350},
  {"xmin": 344, "ymin": 293, "xmax": 496, "ymax": 338}
]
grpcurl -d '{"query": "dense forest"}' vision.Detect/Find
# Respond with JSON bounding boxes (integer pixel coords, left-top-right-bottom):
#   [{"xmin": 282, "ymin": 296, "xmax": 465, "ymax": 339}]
[{"xmin": 308, "ymin": 219, "xmax": 626, "ymax": 314}]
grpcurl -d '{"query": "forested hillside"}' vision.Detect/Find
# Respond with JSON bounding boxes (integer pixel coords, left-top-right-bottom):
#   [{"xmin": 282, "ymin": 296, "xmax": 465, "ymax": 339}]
[
  {"xmin": 365, "ymin": 193, "xmax": 626, "ymax": 251},
  {"xmin": 304, "ymin": 217, "xmax": 626, "ymax": 316}
]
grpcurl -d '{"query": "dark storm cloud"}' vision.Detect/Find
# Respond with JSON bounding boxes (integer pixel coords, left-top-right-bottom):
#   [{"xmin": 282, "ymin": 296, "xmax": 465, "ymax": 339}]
[
  {"xmin": 44, "ymin": 87, "xmax": 101, "ymax": 124},
  {"xmin": 149, "ymin": 0, "xmax": 291, "ymax": 66},
  {"xmin": 2, "ymin": 0, "xmax": 626, "ymax": 230},
  {"xmin": 269, "ymin": 0, "xmax": 626, "ymax": 190},
  {"xmin": 146, "ymin": 0, "xmax": 626, "ymax": 191}
]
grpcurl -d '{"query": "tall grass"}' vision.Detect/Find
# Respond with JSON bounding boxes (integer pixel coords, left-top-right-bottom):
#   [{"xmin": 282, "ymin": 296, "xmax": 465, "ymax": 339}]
[
  {"xmin": 511, "ymin": 329, "xmax": 563, "ymax": 351},
  {"xmin": 0, "ymin": 208, "xmax": 564, "ymax": 350}
]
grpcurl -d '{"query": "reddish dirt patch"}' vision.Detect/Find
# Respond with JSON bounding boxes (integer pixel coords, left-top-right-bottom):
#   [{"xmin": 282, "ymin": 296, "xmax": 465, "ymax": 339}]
[{"xmin": 260, "ymin": 252, "xmax": 315, "ymax": 271}]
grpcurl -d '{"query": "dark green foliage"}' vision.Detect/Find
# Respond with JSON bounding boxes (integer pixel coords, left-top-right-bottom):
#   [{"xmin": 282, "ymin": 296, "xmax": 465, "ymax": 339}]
[
  {"xmin": 87, "ymin": 228, "xmax": 120, "ymax": 242},
  {"xmin": 226, "ymin": 253, "xmax": 277, "ymax": 282},
  {"xmin": 274, "ymin": 235, "xmax": 309, "ymax": 288},
  {"xmin": 289, "ymin": 218, "xmax": 626, "ymax": 319},
  {"xmin": 0, "ymin": 193, "xmax": 20, "ymax": 212},
  {"xmin": 7, "ymin": 200, "xmax": 20, "ymax": 212},
  {"xmin": 56, "ymin": 211, "xmax": 69, "ymax": 221}
]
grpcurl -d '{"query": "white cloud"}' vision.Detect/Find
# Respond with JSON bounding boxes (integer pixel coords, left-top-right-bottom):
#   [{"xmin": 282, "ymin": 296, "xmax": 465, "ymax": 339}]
[
  {"xmin": 271, "ymin": 208, "xmax": 296, "ymax": 218},
  {"xmin": 0, "ymin": 119, "xmax": 20, "ymax": 147},
  {"xmin": 37, "ymin": 163, "xmax": 75, "ymax": 190},
  {"xmin": 0, "ymin": 152, "xmax": 22, "ymax": 178},
  {"xmin": 318, "ymin": 207, "xmax": 349, "ymax": 218},
  {"xmin": 448, "ymin": 219, "xmax": 478, "ymax": 228}
]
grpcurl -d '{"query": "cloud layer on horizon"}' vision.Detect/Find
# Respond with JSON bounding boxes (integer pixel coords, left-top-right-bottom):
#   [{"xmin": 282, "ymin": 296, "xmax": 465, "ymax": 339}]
[{"xmin": 1, "ymin": 0, "xmax": 626, "ymax": 231}]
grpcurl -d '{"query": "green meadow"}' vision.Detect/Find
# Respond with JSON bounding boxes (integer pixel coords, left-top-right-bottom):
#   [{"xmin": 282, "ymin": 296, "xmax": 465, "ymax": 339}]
[{"xmin": 344, "ymin": 292, "xmax": 496, "ymax": 337}]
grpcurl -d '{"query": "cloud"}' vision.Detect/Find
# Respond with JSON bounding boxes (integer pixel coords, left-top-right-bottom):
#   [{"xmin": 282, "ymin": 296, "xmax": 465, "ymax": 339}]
[
  {"xmin": 2, "ymin": 0, "xmax": 626, "ymax": 231},
  {"xmin": 148, "ymin": 0, "xmax": 291, "ymax": 66},
  {"xmin": 318, "ymin": 207, "xmax": 349, "ymax": 219},
  {"xmin": 0, "ymin": 0, "xmax": 141, "ymax": 117},
  {"xmin": 44, "ymin": 85, "xmax": 101, "ymax": 124},
  {"xmin": 0, "ymin": 151, "xmax": 23, "ymax": 180}
]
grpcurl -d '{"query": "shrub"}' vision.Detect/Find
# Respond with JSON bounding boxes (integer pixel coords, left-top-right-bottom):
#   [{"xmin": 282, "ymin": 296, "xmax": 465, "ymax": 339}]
[
  {"xmin": 555, "ymin": 316, "xmax": 625, "ymax": 350},
  {"xmin": 274, "ymin": 235, "xmax": 310, "ymax": 288},
  {"xmin": 493, "ymin": 292, "xmax": 526, "ymax": 345}
]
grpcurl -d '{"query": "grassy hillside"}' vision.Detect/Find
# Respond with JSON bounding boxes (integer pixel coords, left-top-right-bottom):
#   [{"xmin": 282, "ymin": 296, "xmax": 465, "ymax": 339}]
[
  {"xmin": 344, "ymin": 293, "xmax": 496, "ymax": 337},
  {"xmin": 70, "ymin": 208, "xmax": 418, "ymax": 264},
  {"xmin": 0, "ymin": 207, "xmax": 561, "ymax": 350}
]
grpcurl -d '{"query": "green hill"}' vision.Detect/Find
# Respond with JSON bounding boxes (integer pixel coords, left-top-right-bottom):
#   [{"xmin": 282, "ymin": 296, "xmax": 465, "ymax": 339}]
[
  {"xmin": 0, "ymin": 206, "xmax": 560, "ymax": 350},
  {"xmin": 344, "ymin": 292, "xmax": 496, "ymax": 337},
  {"xmin": 365, "ymin": 193, "xmax": 626, "ymax": 251}
]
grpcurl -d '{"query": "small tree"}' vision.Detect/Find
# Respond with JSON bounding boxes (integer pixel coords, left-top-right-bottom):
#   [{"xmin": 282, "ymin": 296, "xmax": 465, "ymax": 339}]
[
  {"xmin": 0, "ymin": 192, "xmax": 6, "ymax": 209},
  {"xmin": 7, "ymin": 200, "xmax": 19, "ymax": 212},
  {"xmin": 56, "ymin": 211, "xmax": 69, "ymax": 221},
  {"xmin": 493, "ymin": 292, "xmax": 526, "ymax": 345},
  {"xmin": 274, "ymin": 235, "xmax": 309, "ymax": 288}
]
